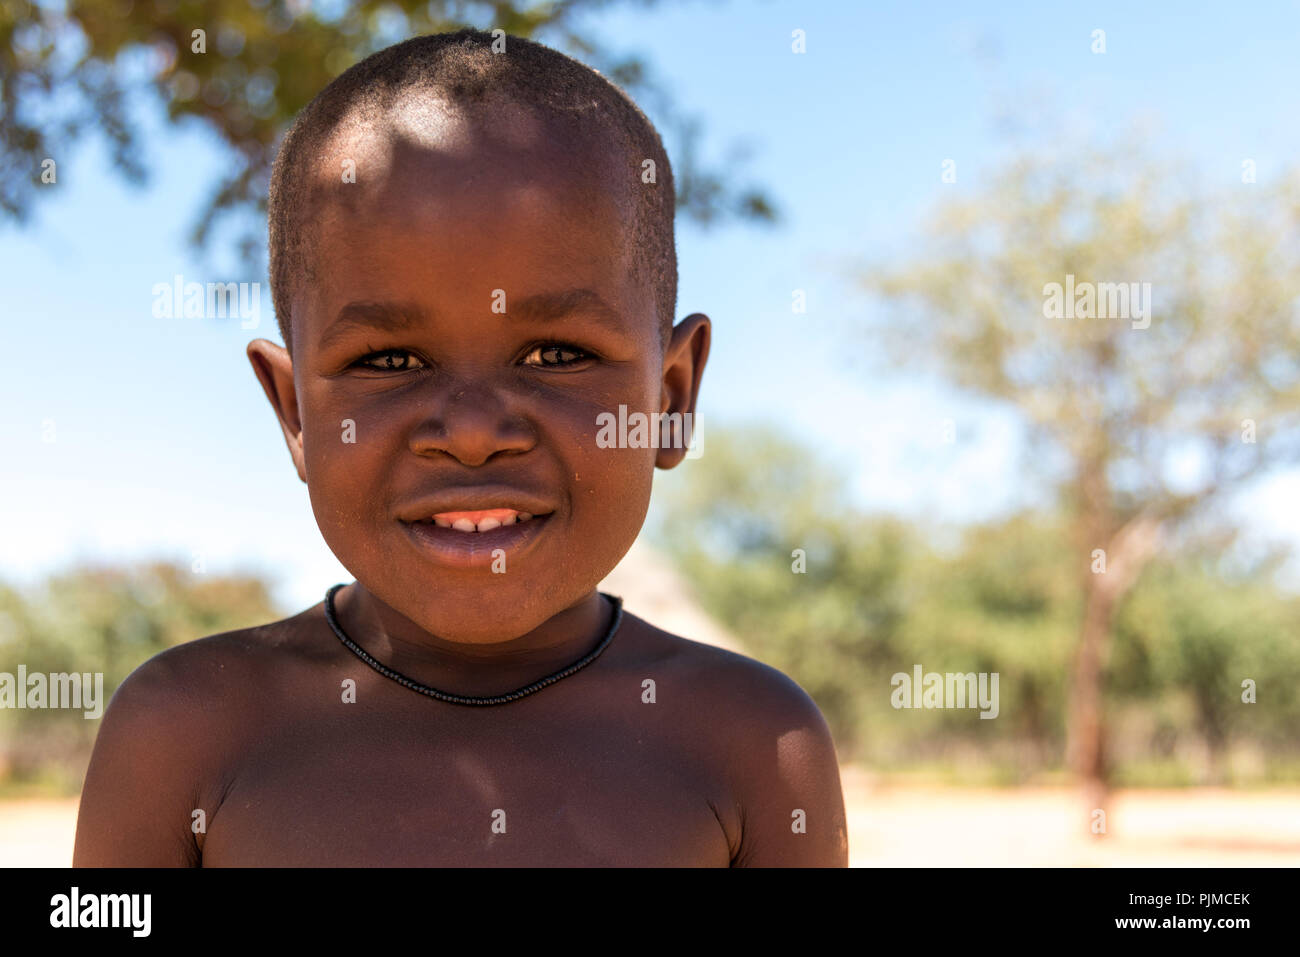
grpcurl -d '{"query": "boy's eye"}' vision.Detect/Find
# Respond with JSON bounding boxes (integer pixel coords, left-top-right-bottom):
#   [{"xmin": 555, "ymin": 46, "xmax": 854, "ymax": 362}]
[
  {"xmin": 355, "ymin": 349, "xmax": 425, "ymax": 372},
  {"xmin": 523, "ymin": 344, "xmax": 592, "ymax": 368}
]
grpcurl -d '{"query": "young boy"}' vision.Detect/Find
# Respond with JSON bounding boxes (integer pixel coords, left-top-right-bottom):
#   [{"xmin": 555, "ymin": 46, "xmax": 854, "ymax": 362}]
[{"xmin": 74, "ymin": 29, "xmax": 848, "ymax": 867}]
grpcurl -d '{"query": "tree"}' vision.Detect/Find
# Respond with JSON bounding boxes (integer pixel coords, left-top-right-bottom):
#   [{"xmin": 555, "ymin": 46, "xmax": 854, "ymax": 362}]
[
  {"xmin": 860, "ymin": 142, "xmax": 1300, "ymax": 818},
  {"xmin": 655, "ymin": 425, "xmax": 1300, "ymax": 783},
  {"xmin": 2, "ymin": 0, "xmax": 775, "ymax": 268}
]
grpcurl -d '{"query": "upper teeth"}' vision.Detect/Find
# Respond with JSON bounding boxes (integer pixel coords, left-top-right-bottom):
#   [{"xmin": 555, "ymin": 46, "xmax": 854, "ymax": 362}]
[{"xmin": 431, "ymin": 511, "xmax": 534, "ymax": 532}]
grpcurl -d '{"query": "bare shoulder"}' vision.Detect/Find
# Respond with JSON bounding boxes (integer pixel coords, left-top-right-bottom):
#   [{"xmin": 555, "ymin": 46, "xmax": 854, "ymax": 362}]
[
  {"xmin": 624, "ymin": 611, "xmax": 833, "ymax": 730},
  {"xmin": 108, "ymin": 606, "xmax": 321, "ymax": 718},
  {"xmin": 620, "ymin": 612, "xmax": 849, "ymax": 867},
  {"xmin": 97, "ymin": 602, "xmax": 339, "ymax": 765},
  {"xmin": 74, "ymin": 606, "xmax": 322, "ymax": 866}
]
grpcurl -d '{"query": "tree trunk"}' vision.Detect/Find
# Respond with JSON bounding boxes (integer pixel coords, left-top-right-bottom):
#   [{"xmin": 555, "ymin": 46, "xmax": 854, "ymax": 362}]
[
  {"xmin": 1066, "ymin": 491, "xmax": 1161, "ymax": 837},
  {"xmin": 1068, "ymin": 576, "xmax": 1114, "ymax": 829}
]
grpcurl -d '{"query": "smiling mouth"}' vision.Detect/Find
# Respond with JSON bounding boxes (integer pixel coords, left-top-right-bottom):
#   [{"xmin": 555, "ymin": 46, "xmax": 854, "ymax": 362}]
[
  {"xmin": 413, "ymin": 508, "xmax": 539, "ymax": 533},
  {"xmin": 399, "ymin": 506, "xmax": 553, "ymax": 567}
]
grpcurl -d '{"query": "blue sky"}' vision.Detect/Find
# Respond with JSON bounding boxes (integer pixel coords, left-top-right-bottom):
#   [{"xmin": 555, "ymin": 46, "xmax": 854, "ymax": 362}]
[{"xmin": 3, "ymin": 0, "xmax": 1299, "ymax": 609}]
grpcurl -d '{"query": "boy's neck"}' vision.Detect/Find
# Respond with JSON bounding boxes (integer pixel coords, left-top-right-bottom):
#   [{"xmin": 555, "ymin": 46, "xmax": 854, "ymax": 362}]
[{"xmin": 328, "ymin": 582, "xmax": 616, "ymax": 699}]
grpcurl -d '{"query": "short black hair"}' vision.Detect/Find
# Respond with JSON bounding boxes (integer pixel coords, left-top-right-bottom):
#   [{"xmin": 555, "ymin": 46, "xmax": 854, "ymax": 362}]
[{"xmin": 268, "ymin": 28, "xmax": 677, "ymax": 351}]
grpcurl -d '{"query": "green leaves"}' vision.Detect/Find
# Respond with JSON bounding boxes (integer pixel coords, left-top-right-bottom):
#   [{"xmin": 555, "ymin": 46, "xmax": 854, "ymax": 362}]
[{"xmin": 3, "ymin": 1, "xmax": 776, "ymax": 279}]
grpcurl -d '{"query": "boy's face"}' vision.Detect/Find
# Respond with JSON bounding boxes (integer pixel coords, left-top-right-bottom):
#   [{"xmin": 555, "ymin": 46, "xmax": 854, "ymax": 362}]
[{"xmin": 249, "ymin": 99, "xmax": 708, "ymax": 641}]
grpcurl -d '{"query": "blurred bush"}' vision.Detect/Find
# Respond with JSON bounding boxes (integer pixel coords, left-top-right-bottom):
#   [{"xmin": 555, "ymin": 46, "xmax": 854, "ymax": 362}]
[{"xmin": 0, "ymin": 563, "xmax": 280, "ymax": 794}]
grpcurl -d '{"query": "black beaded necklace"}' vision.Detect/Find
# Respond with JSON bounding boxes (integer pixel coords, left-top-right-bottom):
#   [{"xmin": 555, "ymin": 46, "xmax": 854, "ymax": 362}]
[{"xmin": 322, "ymin": 583, "xmax": 624, "ymax": 706}]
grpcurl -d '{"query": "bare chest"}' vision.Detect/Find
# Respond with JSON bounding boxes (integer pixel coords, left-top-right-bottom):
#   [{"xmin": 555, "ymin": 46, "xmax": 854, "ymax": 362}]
[{"xmin": 200, "ymin": 692, "xmax": 733, "ymax": 867}]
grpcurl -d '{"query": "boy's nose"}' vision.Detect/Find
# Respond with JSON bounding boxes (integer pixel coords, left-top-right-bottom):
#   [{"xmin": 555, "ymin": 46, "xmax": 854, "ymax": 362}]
[{"xmin": 408, "ymin": 380, "xmax": 535, "ymax": 466}]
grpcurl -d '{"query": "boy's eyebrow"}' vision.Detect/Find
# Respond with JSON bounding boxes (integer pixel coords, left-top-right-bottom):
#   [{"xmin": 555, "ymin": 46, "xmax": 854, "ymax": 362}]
[
  {"xmin": 318, "ymin": 288, "xmax": 624, "ymax": 348},
  {"xmin": 319, "ymin": 300, "xmax": 427, "ymax": 348}
]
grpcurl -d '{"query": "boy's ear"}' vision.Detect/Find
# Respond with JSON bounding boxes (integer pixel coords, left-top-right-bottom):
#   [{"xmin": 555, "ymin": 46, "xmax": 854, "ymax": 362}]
[
  {"xmin": 247, "ymin": 339, "xmax": 307, "ymax": 483},
  {"xmin": 656, "ymin": 312, "xmax": 711, "ymax": 470}
]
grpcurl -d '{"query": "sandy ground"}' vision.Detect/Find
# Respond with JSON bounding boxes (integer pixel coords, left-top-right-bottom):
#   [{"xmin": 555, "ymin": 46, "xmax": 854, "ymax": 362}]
[
  {"xmin": 839, "ymin": 766, "xmax": 1300, "ymax": 866},
  {"xmin": 4, "ymin": 765, "xmax": 1298, "ymax": 866}
]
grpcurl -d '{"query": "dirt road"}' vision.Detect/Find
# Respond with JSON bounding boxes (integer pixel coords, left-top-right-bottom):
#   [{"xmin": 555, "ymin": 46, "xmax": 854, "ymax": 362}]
[{"xmin": 4, "ymin": 766, "xmax": 1298, "ymax": 866}]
